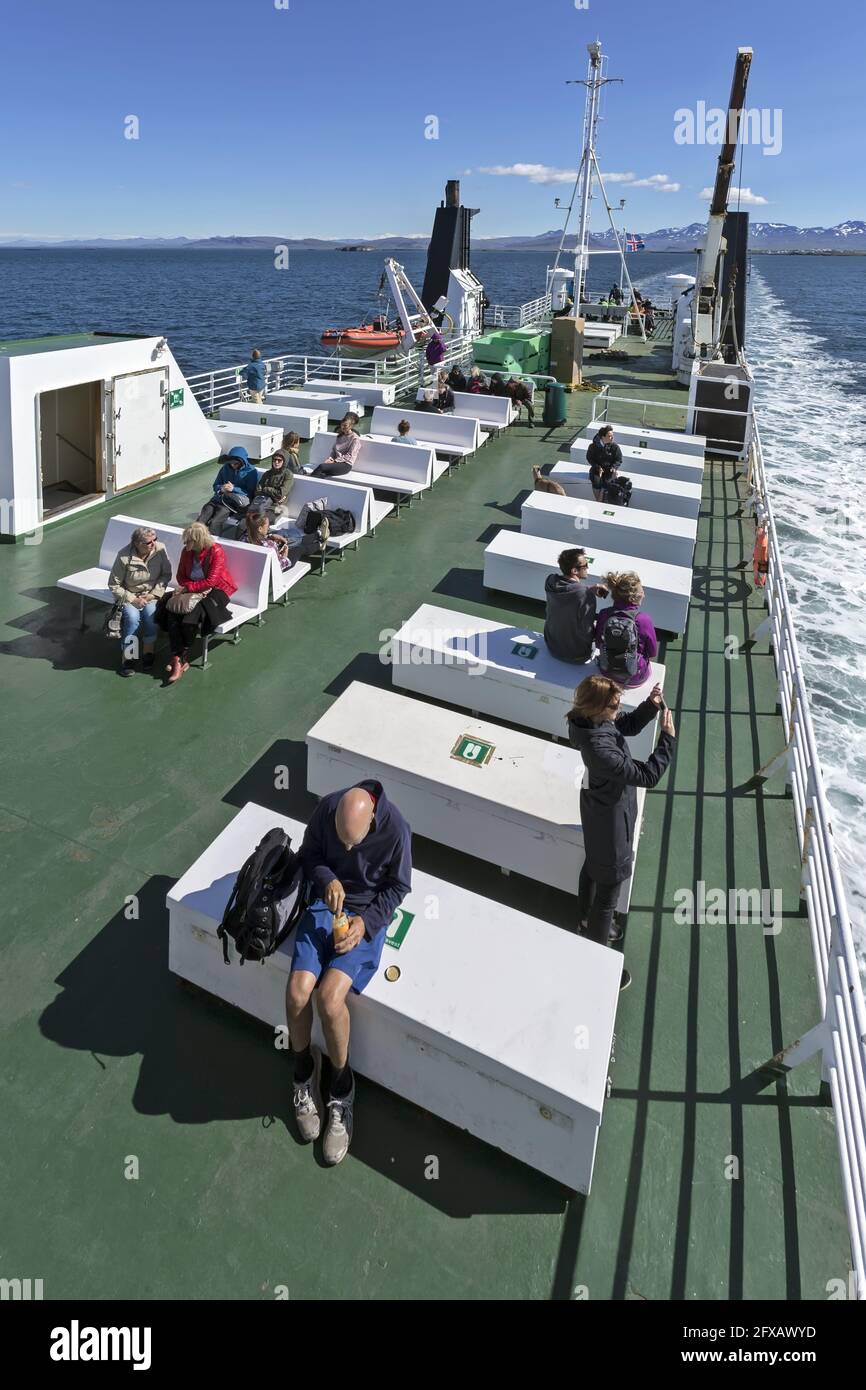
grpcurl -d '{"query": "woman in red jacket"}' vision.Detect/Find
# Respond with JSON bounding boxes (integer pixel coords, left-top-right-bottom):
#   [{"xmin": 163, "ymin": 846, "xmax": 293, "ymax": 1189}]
[{"xmin": 161, "ymin": 522, "xmax": 237, "ymax": 683}]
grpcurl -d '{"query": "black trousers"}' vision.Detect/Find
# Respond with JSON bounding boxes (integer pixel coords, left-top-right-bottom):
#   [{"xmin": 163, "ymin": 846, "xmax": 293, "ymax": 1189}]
[
  {"xmin": 166, "ymin": 608, "xmax": 205, "ymax": 656},
  {"xmin": 312, "ymin": 460, "xmax": 351, "ymax": 478},
  {"xmin": 577, "ymin": 864, "xmax": 623, "ymax": 945}
]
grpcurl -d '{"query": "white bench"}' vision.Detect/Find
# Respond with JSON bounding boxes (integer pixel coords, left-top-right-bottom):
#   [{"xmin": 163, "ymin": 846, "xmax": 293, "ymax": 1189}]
[
  {"xmin": 306, "ymin": 680, "xmax": 644, "ymax": 905},
  {"xmin": 369, "ymin": 406, "xmax": 484, "ymax": 458},
  {"xmin": 483, "ymin": 530, "xmax": 692, "ymax": 635},
  {"xmin": 218, "ymin": 401, "xmax": 328, "ymax": 441},
  {"xmin": 581, "ymin": 420, "xmax": 706, "ymax": 458},
  {"xmin": 521, "ymin": 491, "xmax": 697, "ymax": 568},
  {"xmin": 307, "ymin": 433, "xmax": 435, "ymax": 512},
  {"xmin": 56, "ymin": 513, "xmax": 271, "ymax": 662},
  {"xmin": 302, "ymin": 378, "xmax": 397, "ymax": 408},
  {"xmin": 271, "ymin": 475, "xmax": 387, "ymax": 572},
  {"xmin": 550, "ymin": 462, "xmax": 703, "ymax": 521},
  {"xmin": 391, "ymin": 601, "xmax": 664, "ymax": 760},
  {"xmin": 209, "ymin": 419, "xmax": 283, "ymax": 460},
  {"xmin": 58, "ymin": 513, "xmax": 184, "ymax": 628},
  {"xmin": 572, "ymin": 439, "xmax": 705, "ymax": 486},
  {"xmin": 267, "ymin": 389, "xmax": 364, "ymax": 421},
  {"xmin": 167, "ymin": 801, "xmax": 621, "ymax": 1192},
  {"xmin": 451, "ymin": 390, "xmax": 513, "ymax": 432}
]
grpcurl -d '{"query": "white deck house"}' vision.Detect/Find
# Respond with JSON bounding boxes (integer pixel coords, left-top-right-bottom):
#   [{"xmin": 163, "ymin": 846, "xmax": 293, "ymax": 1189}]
[{"xmin": 0, "ymin": 332, "xmax": 220, "ymax": 539}]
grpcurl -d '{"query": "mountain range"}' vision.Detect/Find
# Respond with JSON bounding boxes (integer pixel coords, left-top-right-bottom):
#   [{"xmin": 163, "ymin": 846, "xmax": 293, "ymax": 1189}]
[{"xmin": 1, "ymin": 222, "xmax": 864, "ymax": 252}]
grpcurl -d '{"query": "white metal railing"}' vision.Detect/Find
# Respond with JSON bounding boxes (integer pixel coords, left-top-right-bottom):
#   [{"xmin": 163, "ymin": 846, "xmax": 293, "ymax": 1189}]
[
  {"xmin": 484, "ymin": 293, "xmax": 552, "ymax": 329},
  {"xmin": 748, "ymin": 415, "xmax": 866, "ymax": 1299},
  {"xmin": 186, "ymin": 335, "xmax": 478, "ymax": 416},
  {"xmin": 586, "ymin": 386, "xmax": 866, "ymax": 1297}
]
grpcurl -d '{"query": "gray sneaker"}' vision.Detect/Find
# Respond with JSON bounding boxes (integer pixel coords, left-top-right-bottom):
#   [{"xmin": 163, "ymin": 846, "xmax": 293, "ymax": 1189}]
[
  {"xmin": 292, "ymin": 1053, "xmax": 322, "ymax": 1143},
  {"xmin": 322, "ymin": 1082, "xmax": 355, "ymax": 1166}
]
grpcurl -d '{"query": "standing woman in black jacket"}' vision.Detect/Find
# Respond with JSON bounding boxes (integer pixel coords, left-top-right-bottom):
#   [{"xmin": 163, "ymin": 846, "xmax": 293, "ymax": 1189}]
[{"xmin": 567, "ymin": 673, "xmax": 676, "ymax": 990}]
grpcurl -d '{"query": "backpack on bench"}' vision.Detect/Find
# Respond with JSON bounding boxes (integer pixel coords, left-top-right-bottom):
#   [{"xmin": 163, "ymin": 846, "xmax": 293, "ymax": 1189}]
[
  {"xmin": 302, "ymin": 505, "xmax": 356, "ymax": 537},
  {"xmin": 604, "ymin": 475, "xmax": 632, "ymax": 507},
  {"xmin": 218, "ymin": 827, "xmax": 306, "ymax": 965}
]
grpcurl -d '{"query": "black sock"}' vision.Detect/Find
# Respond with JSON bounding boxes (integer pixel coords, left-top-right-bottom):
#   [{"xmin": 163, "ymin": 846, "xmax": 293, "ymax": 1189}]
[
  {"xmin": 293, "ymin": 1047, "xmax": 313, "ymax": 1085},
  {"xmin": 330, "ymin": 1063, "xmax": 353, "ymax": 1099}
]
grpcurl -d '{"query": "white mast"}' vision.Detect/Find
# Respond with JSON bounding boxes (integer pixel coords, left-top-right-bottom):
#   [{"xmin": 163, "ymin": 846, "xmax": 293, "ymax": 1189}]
[{"xmin": 571, "ymin": 42, "xmax": 603, "ymax": 307}]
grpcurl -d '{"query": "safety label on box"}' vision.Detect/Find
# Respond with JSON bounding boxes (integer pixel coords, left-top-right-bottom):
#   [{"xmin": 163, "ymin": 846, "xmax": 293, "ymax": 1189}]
[{"xmin": 451, "ymin": 735, "xmax": 495, "ymax": 767}]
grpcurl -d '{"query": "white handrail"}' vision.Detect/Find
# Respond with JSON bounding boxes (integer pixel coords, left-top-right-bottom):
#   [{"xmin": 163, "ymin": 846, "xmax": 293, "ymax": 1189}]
[
  {"xmin": 584, "ymin": 384, "xmax": 866, "ymax": 1297},
  {"xmin": 186, "ymin": 336, "xmax": 478, "ymax": 416}
]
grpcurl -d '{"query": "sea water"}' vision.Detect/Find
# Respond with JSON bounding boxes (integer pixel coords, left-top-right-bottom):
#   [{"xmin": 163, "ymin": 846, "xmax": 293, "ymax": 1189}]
[{"xmin": 1, "ymin": 247, "xmax": 863, "ymax": 957}]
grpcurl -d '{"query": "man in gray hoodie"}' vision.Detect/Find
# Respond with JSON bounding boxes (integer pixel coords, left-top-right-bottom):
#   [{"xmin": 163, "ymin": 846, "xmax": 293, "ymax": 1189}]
[{"xmin": 543, "ymin": 548, "xmax": 609, "ymax": 663}]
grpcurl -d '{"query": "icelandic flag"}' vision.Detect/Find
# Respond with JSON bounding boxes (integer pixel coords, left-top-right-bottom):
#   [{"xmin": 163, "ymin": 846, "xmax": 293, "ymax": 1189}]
[{"xmin": 625, "ymin": 233, "xmax": 645, "ymax": 251}]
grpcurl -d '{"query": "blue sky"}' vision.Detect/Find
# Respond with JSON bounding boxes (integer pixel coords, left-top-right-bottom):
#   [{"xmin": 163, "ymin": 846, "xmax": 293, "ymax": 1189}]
[{"xmin": 1, "ymin": 0, "xmax": 863, "ymax": 239}]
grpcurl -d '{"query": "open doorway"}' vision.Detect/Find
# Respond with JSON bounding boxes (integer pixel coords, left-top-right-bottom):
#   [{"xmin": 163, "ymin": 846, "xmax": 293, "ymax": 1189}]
[{"xmin": 38, "ymin": 381, "xmax": 103, "ymax": 517}]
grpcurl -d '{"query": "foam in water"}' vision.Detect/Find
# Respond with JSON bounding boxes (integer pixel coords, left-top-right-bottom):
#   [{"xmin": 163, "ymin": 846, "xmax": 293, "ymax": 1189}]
[{"xmin": 747, "ymin": 270, "xmax": 866, "ymax": 965}]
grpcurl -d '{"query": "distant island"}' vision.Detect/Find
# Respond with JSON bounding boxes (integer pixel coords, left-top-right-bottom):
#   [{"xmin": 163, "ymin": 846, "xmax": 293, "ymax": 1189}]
[{"xmin": 1, "ymin": 221, "xmax": 864, "ymax": 253}]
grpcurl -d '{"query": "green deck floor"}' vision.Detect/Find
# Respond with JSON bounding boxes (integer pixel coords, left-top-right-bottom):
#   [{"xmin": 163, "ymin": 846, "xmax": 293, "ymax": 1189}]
[{"xmin": 0, "ymin": 338, "xmax": 851, "ymax": 1300}]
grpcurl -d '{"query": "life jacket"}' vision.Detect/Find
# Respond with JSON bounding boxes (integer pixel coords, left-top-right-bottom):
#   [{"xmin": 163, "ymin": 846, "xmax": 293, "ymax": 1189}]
[{"xmin": 753, "ymin": 526, "xmax": 769, "ymax": 587}]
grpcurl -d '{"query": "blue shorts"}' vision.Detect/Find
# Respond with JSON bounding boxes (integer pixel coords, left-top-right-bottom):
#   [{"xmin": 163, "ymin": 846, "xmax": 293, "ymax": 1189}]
[{"xmin": 290, "ymin": 899, "xmax": 386, "ymax": 995}]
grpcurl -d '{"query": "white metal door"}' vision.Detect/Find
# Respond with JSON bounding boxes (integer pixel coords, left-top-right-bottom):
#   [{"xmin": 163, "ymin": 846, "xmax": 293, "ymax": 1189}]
[{"xmin": 110, "ymin": 368, "xmax": 169, "ymax": 493}]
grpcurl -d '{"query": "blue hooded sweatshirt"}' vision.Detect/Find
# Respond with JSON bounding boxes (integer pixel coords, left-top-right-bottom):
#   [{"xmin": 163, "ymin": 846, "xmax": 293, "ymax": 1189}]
[
  {"xmin": 300, "ymin": 778, "xmax": 412, "ymax": 940},
  {"xmin": 211, "ymin": 445, "xmax": 259, "ymax": 500},
  {"xmin": 244, "ymin": 358, "xmax": 266, "ymax": 392}
]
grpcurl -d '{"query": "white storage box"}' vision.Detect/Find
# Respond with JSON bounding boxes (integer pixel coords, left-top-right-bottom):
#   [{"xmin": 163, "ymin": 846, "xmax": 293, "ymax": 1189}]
[
  {"xmin": 580, "ymin": 421, "xmax": 706, "ymax": 457},
  {"xmin": 167, "ymin": 801, "xmax": 622, "ymax": 1192},
  {"xmin": 267, "ymin": 390, "xmax": 363, "ymax": 421},
  {"xmin": 570, "ymin": 438, "xmax": 704, "ymax": 486},
  {"xmin": 306, "ymin": 681, "xmax": 643, "ymax": 903},
  {"xmin": 520, "ymin": 491, "xmax": 697, "ymax": 568},
  {"xmin": 484, "ymin": 530, "xmax": 692, "ymax": 635},
  {"xmin": 209, "ymin": 419, "xmax": 283, "ymax": 460},
  {"xmin": 391, "ymin": 601, "xmax": 664, "ymax": 759},
  {"xmin": 218, "ymin": 401, "xmax": 328, "ymax": 441},
  {"xmin": 551, "ymin": 462, "xmax": 702, "ymax": 521},
  {"xmin": 302, "ymin": 379, "xmax": 397, "ymax": 407}
]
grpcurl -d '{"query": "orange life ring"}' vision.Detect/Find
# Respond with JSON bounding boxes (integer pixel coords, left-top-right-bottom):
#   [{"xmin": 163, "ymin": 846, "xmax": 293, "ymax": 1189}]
[{"xmin": 752, "ymin": 526, "xmax": 769, "ymax": 587}]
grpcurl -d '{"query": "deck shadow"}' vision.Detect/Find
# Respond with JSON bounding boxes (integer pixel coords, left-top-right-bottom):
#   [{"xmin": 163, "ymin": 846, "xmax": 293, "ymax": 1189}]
[
  {"xmin": 434, "ymin": 567, "xmax": 543, "ymax": 622},
  {"xmin": 38, "ymin": 877, "xmax": 567, "ymax": 1219},
  {"xmin": 484, "ymin": 490, "xmax": 529, "ymax": 520},
  {"xmin": 0, "ymin": 587, "xmax": 122, "ymax": 673}
]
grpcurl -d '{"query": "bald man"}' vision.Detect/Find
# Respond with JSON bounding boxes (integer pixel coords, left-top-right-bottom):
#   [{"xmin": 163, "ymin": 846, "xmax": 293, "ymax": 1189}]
[{"xmin": 286, "ymin": 779, "xmax": 412, "ymax": 1164}]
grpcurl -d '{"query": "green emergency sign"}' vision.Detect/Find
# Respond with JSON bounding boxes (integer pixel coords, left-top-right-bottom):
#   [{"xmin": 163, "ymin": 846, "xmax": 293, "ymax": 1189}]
[
  {"xmin": 169, "ymin": 388, "xmax": 184, "ymax": 409},
  {"xmin": 451, "ymin": 735, "xmax": 495, "ymax": 767},
  {"xmin": 385, "ymin": 907, "xmax": 415, "ymax": 950}
]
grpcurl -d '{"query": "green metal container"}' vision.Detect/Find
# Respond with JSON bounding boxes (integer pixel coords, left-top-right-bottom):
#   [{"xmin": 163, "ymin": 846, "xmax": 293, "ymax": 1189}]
[{"xmin": 543, "ymin": 381, "xmax": 567, "ymax": 427}]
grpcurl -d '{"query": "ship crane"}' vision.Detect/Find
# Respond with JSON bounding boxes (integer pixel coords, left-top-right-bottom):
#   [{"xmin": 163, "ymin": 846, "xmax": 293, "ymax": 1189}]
[
  {"xmin": 692, "ymin": 46, "xmax": 752, "ymax": 357},
  {"xmin": 383, "ymin": 258, "xmax": 441, "ymax": 349}
]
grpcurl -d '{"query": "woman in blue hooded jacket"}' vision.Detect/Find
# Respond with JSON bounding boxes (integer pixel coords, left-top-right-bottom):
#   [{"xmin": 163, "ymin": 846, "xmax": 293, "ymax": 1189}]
[{"xmin": 197, "ymin": 446, "xmax": 259, "ymax": 535}]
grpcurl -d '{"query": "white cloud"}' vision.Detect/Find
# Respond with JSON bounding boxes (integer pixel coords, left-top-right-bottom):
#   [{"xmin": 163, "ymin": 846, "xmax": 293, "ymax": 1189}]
[
  {"xmin": 598, "ymin": 171, "xmax": 637, "ymax": 184},
  {"xmin": 477, "ymin": 163, "xmax": 580, "ymax": 185},
  {"xmin": 627, "ymin": 174, "xmax": 680, "ymax": 190},
  {"xmin": 699, "ymin": 185, "xmax": 768, "ymax": 206}
]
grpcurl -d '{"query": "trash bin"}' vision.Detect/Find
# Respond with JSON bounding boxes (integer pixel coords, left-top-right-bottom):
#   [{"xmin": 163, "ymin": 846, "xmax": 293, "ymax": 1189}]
[{"xmin": 543, "ymin": 382, "xmax": 567, "ymax": 427}]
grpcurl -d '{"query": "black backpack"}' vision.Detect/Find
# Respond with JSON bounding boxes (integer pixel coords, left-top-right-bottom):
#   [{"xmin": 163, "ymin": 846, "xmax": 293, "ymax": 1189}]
[
  {"xmin": 217, "ymin": 828, "xmax": 305, "ymax": 965},
  {"xmin": 599, "ymin": 610, "xmax": 640, "ymax": 679},
  {"xmin": 303, "ymin": 505, "xmax": 356, "ymax": 537},
  {"xmin": 604, "ymin": 475, "xmax": 632, "ymax": 507}
]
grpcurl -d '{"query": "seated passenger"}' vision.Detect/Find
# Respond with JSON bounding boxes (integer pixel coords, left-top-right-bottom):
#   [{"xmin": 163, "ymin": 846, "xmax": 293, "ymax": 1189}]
[
  {"xmin": 108, "ymin": 525, "xmax": 172, "ymax": 677},
  {"xmin": 312, "ymin": 416, "xmax": 361, "ymax": 477},
  {"xmin": 255, "ymin": 449, "xmax": 294, "ymax": 519},
  {"xmin": 243, "ymin": 509, "xmax": 294, "ymax": 571},
  {"xmin": 566, "ymin": 675, "xmax": 674, "ymax": 983},
  {"xmin": 391, "ymin": 419, "xmax": 418, "ymax": 445},
  {"xmin": 282, "ymin": 431, "xmax": 302, "ymax": 475},
  {"xmin": 286, "ymin": 780, "xmax": 412, "ymax": 1165},
  {"xmin": 489, "ymin": 372, "xmax": 509, "ymax": 398},
  {"xmin": 416, "ymin": 389, "xmax": 438, "ymax": 413},
  {"xmin": 436, "ymin": 374, "xmax": 455, "ymax": 412},
  {"xmin": 157, "ymin": 522, "xmax": 237, "ymax": 684},
  {"xmin": 467, "ymin": 366, "xmax": 488, "ymax": 394},
  {"xmin": 447, "ymin": 365, "xmax": 467, "ymax": 392},
  {"xmin": 594, "ymin": 571, "xmax": 658, "ymax": 688},
  {"xmin": 197, "ymin": 446, "xmax": 259, "ymax": 535},
  {"xmin": 543, "ymin": 547, "xmax": 608, "ymax": 665}
]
